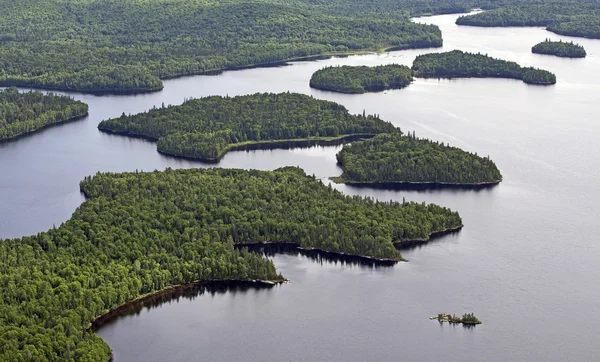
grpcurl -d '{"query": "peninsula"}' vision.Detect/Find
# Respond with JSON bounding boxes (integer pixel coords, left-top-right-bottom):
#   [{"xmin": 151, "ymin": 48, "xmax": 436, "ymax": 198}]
[
  {"xmin": 309, "ymin": 64, "xmax": 413, "ymax": 93},
  {"xmin": 98, "ymin": 93, "xmax": 398, "ymax": 162},
  {"xmin": 332, "ymin": 133, "xmax": 502, "ymax": 188},
  {"xmin": 0, "ymin": 87, "xmax": 88, "ymax": 141},
  {"xmin": 0, "ymin": 166, "xmax": 462, "ymax": 360},
  {"xmin": 412, "ymin": 50, "xmax": 556, "ymax": 85}
]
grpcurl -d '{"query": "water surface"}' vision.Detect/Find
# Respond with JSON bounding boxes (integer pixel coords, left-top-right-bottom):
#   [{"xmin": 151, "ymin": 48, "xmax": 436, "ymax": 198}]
[{"xmin": 1, "ymin": 13, "xmax": 599, "ymax": 361}]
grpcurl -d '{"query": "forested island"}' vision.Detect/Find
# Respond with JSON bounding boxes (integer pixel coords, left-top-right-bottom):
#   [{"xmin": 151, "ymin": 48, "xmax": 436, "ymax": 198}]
[
  {"xmin": 98, "ymin": 92, "xmax": 398, "ymax": 162},
  {"xmin": 456, "ymin": 1, "xmax": 600, "ymax": 39},
  {"xmin": 0, "ymin": 87, "xmax": 88, "ymax": 141},
  {"xmin": 431, "ymin": 313, "xmax": 482, "ymax": 325},
  {"xmin": 532, "ymin": 39, "xmax": 587, "ymax": 58},
  {"xmin": 412, "ymin": 50, "xmax": 556, "ymax": 85},
  {"xmin": 332, "ymin": 133, "xmax": 501, "ymax": 187},
  {"xmin": 309, "ymin": 64, "xmax": 413, "ymax": 93},
  {"xmin": 0, "ymin": 166, "xmax": 462, "ymax": 360}
]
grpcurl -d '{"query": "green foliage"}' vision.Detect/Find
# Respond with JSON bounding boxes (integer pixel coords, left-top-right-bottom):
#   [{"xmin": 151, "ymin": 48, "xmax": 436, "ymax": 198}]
[
  {"xmin": 547, "ymin": 16, "xmax": 600, "ymax": 39},
  {"xmin": 309, "ymin": 64, "xmax": 413, "ymax": 93},
  {"xmin": 0, "ymin": 166, "xmax": 462, "ymax": 360},
  {"xmin": 0, "ymin": 87, "xmax": 88, "ymax": 141},
  {"xmin": 335, "ymin": 133, "xmax": 502, "ymax": 184},
  {"xmin": 98, "ymin": 92, "xmax": 398, "ymax": 161},
  {"xmin": 412, "ymin": 50, "xmax": 556, "ymax": 85},
  {"xmin": 456, "ymin": 1, "xmax": 600, "ymax": 39},
  {"xmin": 461, "ymin": 313, "xmax": 482, "ymax": 324},
  {"xmin": 0, "ymin": 0, "xmax": 457, "ymax": 93},
  {"xmin": 532, "ymin": 39, "xmax": 587, "ymax": 58}
]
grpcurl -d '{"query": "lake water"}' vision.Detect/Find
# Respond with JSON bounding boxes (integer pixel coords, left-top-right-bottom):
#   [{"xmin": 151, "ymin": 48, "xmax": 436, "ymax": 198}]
[{"xmin": 1, "ymin": 12, "xmax": 599, "ymax": 361}]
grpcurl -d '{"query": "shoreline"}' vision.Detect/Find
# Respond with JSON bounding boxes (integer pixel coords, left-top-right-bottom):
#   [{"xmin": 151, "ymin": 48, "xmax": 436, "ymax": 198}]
[
  {"xmin": 331, "ymin": 178, "xmax": 501, "ymax": 190},
  {"xmin": 0, "ymin": 43, "xmax": 437, "ymax": 96},
  {"xmin": 309, "ymin": 83, "xmax": 411, "ymax": 94},
  {"xmin": 237, "ymin": 241, "xmax": 402, "ymax": 265},
  {"xmin": 0, "ymin": 112, "xmax": 89, "ymax": 143},
  {"xmin": 415, "ymin": 74, "xmax": 555, "ymax": 85},
  {"xmin": 90, "ymin": 279, "xmax": 284, "ymax": 331},
  {"xmin": 395, "ymin": 225, "xmax": 463, "ymax": 248},
  {"xmin": 97, "ymin": 128, "xmax": 377, "ymax": 163}
]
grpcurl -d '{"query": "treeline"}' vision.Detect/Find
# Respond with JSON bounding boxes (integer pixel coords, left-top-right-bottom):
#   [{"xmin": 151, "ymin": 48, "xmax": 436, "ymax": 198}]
[
  {"xmin": 0, "ymin": 0, "xmax": 454, "ymax": 94},
  {"xmin": 532, "ymin": 39, "xmax": 587, "ymax": 58},
  {"xmin": 456, "ymin": 0, "xmax": 600, "ymax": 39},
  {"xmin": 412, "ymin": 50, "xmax": 556, "ymax": 85},
  {"xmin": 0, "ymin": 166, "xmax": 462, "ymax": 360},
  {"xmin": 310, "ymin": 64, "xmax": 413, "ymax": 93},
  {"xmin": 98, "ymin": 92, "xmax": 398, "ymax": 161},
  {"xmin": 0, "ymin": 87, "xmax": 88, "ymax": 141},
  {"xmin": 334, "ymin": 133, "xmax": 502, "ymax": 185}
]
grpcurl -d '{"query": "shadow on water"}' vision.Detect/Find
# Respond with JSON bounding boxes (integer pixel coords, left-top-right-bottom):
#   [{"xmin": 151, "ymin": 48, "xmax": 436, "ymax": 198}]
[
  {"xmin": 396, "ymin": 228, "xmax": 462, "ymax": 252},
  {"xmin": 92, "ymin": 281, "xmax": 275, "ymax": 331},
  {"xmin": 238, "ymin": 242, "xmax": 396, "ymax": 268}
]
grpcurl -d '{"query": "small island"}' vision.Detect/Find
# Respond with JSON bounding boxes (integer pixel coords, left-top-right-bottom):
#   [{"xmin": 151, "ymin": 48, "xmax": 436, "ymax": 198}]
[
  {"xmin": 98, "ymin": 92, "xmax": 398, "ymax": 162},
  {"xmin": 309, "ymin": 64, "xmax": 413, "ymax": 93},
  {"xmin": 431, "ymin": 313, "xmax": 482, "ymax": 325},
  {"xmin": 331, "ymin": 133, "xmax": 502, "ymax": 188},
  {"xmin": 0, "ymin": 87, "xmax": 88, "ymax": 141},
  {"xmin": 0, "ymin": 166, "xmax": 463, "ymax": 360},
  {"xmin": 532, "ymin": 39, "xmax": 586, "ymax": 58},
  {"xmin": 412, "ymin": 50, "xmax": 556, "ymax": 85}
]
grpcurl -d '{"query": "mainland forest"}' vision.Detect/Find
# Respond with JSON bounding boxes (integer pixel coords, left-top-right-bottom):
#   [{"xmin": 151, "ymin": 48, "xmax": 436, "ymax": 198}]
[
  {"xmin": 0, "ymin": 166, "xmax": 462, "ymax": 361},
  {"xmin": 3, "ymin": 0, "xmax": 600, "ymax": 93},
  {"xmin": 309, "ymin": 64, "xmax": 413, "ymax": 93},
  {"xmin": 98, "ymin": 92, "xmax": 398, "ymax": 161},
  {"xmin": 333, "ymin": 133, "xmax": 502, "ymax": 186},
  {"xmin": 412, "ymin": 50, "xmax": 557, "ymax": 85},
  {"xmin": 0, "ymin": 87, "xmax": 88, "ymax": 141},
  {"xmin": 456, "ymin": 0, "xmax": 600, "ymax": 39},
  {"xmin": 532, "ymin": 39, "xmax": 587, "ymax": 58}
]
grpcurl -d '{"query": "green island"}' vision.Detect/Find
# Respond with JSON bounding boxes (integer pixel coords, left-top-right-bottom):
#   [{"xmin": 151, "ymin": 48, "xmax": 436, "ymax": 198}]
[
  {"xmin": 0, "ymin": 166, "xmax": 462, "ymax": 360},
  {"xmin": 98, "ymin": 92, "xmax": 398, "ymax": 162},
  {"xmin": 431, "ymin": 313, "xmax": 482, "ymax": 325},
  {"xmin": 309, "ymin": 64, "xmax": 413, "ymax": 93},
  {"xmin": 532, "ymin": 39, "xmax": 587, "ymax": 58},
  {"xmin": 331, "ymin": 133, "xmax": 502, "ymax": 187},
  {"xmin": 0, "ymin": 87, "xmax": 88, "ymax": 141},
  {"xmin": 456, "ymin": 0, "xmax": 600, "ymax": 39},
  {"xmin": 412, "ymin": 50, "xmax": 557, "ymax": 85}
]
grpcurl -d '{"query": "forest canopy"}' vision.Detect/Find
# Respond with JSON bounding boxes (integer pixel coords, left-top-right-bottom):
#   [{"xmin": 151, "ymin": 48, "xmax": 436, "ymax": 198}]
[
  {"xmin": 532, "ymin": 39, "xmax": 587, "ymax": 58},
  {"xmin": 0, "ymin": 87, "xmax": 88, "ymax": 141},
  {"xmin": 333, "ymin": 133, "xmax": 502, "ymax": 186},
  {"xmin": 412, "ymin": 50, "xmax": 556, "ymax": 85},
  {"xmin": 0, "ymin": 0, "xmax": 460, "ymax": 94},
  {"xmin": 456, "ymin": 0, "xmax": 600, "ymax": 39},
  {"xmin": 0, "ymin": 166, "xmax": 462, "ymax": 360},
  {"xmin": 309, "ymin": 64, "xmax": 413, "ymax": 93},
  {"xmin": 98, "ymin": 92, "xmax": 398, "ymax": 162}
]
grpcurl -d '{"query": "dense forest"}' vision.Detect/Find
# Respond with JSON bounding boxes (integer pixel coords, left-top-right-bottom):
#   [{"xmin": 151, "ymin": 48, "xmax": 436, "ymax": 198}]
[
  {"xmin": 309, "ymin": 64, "xmax": 413, "ymax": 93},
  {"xmin": 333, "ymin": 133, "xmax": 502, "ymax": 185},
  {"xmin": 532, "ymin": 39, "xmax": 587, "ymax": 58},
  {"xmin": 0, "ymin": 87, "xmax": 88, "ymax": 141},
  {"xmin": 412, "ymin": 50, "xmax": 556, "ymax": 85},
  {"xmin": 0, "ymin": 0, "xmax": 467, "ymax": 94},
  {"xmin": 0, "ymin": 166, "xmax": 462, "ymax": 360},
  {"xmin": 98, "ymin": 92, "xmax": 398, "ymax": 161},
  {"xmin": 456, "ymin": 0, "xmax": 600, "ymax": 39}
]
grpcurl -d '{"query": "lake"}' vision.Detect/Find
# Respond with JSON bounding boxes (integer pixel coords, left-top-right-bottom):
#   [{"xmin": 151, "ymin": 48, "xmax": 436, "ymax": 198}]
[{"xmin": 1, "ymin": 12, "xmax": 599, "ymax": 361}]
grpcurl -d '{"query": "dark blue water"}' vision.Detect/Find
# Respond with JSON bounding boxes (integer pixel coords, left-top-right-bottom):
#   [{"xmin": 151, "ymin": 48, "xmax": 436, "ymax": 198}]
[{"xmin": 1, "ymin": 13, "xmax": 599, "ymax": 361}]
